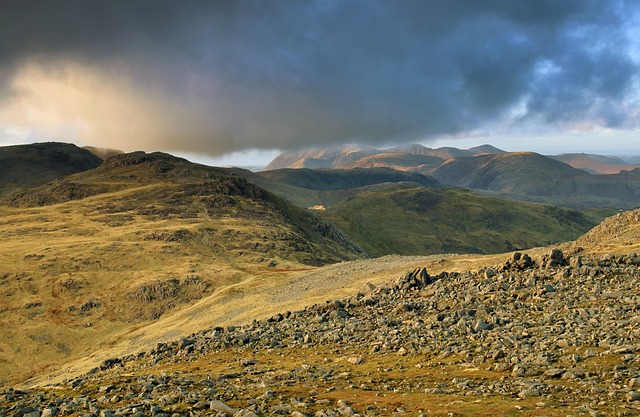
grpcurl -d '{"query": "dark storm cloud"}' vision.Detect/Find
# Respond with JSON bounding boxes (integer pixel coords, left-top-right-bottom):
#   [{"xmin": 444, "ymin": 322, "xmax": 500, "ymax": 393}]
[{"xmin": 0, "ymin": 0, "xmax": 638, "ymax": 153}]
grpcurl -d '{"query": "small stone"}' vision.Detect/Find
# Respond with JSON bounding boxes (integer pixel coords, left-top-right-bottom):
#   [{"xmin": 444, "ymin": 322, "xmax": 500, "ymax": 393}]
[
  {"xmin": 570, "ymin": 256, "xmax": 582, "ymax": 269},
  {"xmin": 518, "ymin": 388, "xmax": 540, "ymax": 399},
  {"xmin": 336, "ymin": 400, "xmax": 349, "ymax": 408},
  {"xmin": 484, "ymin": 268, "xmax": 497, "ymax": 279},
  {"xmin": 542, "ymin": 284, "xmax": 556, "ymax": 293},
  {"xmin": 626, "ymin": 391, "xmax": 640, "ymax": 402},
  {"xmin": 543, "ymin": 368, "xmax": 566, "ymax": 379},
  {"xmin": 473, "ymin": 320, "xmax": 490, "ymax": 332},
  {"xmin": 347, "ymin": 356, "xmax": 364, "ymax": 365},
  {"xmin": 336, "ymin": 406, "xmax": 355, "ymax": 416},
  {"xmin": 210, "ymin": 400, "xmax": 237, "ymax": 415},
  {"xmin": 493, "ymin": 362, "xmax": 511, "ymax": 372},
  {"xmin": 41, "ymin": 408, "xmax": 58, "ymax": 417},
  {"xmin": 234, "ymin": 410, "xmax": 258, "ymax": 417},
  {"xmin": 241, "ymin": 359, "xmax": 256, "ymax": 367},
  {"xmin": 512, "ymin": 364, "xmax": 527, "ymax": 377}
]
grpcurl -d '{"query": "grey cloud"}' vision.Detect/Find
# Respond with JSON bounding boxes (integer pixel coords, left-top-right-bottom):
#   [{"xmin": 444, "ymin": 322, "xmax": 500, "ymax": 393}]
[{"xmin": 0, "ymin": 0, "xmax": 638, "ymax": 154}]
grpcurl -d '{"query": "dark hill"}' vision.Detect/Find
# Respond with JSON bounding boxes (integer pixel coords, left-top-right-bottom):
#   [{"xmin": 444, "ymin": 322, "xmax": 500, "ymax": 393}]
[
  {"xmin": 431, "ymin": 152, "xmax": 583, "ymax": 194},
  {"xmin": 468, "ymin": 144, "xmax": 506, "ymax": 155},
  {"xmin": 431, "ymin": 152, "xmax": 640, "ymax": 208},
  {"xmin": 0, "ymin": 142, "xmax": 102, "ymax": 193},
  {"xmin": 257, "ymin": 167, "xmax": 440, "ymax": 191}
]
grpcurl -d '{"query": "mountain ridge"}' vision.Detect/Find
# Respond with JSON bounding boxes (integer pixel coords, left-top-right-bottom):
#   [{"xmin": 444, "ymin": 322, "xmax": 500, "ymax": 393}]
[
  {"xmin": 263, "ymin": 145, "xmax": 640, "ymax": 209},
  {"xmin": 0, "ymin": 142, "xmax": 102, "ymax": 194},
  {"xmin": 264, "ymin": 143, "xmax": 506, "ymax": 170}
]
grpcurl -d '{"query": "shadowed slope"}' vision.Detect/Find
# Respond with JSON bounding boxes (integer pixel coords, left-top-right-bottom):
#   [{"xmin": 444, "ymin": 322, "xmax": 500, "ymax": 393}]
[
  {"xmin": 431, "ymin": 152, "xmax": 640, "ymax": 208},
  {"xmin": 0, "ymin": 142, "xmax": 102, "ymax": 194},
  {"xmin": 258, "ymin": 167, "xmax": 440, "ymax": 191}
]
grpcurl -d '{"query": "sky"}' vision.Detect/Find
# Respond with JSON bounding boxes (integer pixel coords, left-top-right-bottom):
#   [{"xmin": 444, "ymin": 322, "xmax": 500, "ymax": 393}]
[{"xmin": 1, "ymin": 0, "xmax": 640, "ymax": 166}]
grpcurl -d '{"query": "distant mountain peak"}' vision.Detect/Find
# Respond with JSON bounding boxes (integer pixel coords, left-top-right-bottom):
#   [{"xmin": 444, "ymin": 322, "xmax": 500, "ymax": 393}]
[
  {"xmin": 550, "ymin": 153, "xmax": 638, "ymax": 174},
  {"xmin": 264, "ymin": 143, "xmax": 506, "ymax": 170},
  {"xmin": 468, "ymin": 144, "xmax": 506, "ymax": 155}
]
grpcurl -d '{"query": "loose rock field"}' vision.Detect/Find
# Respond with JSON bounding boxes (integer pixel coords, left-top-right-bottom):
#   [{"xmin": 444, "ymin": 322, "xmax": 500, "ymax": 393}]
[{"xmin": 3, "ymin": 249, "xmax": 640, "ymax": 416}]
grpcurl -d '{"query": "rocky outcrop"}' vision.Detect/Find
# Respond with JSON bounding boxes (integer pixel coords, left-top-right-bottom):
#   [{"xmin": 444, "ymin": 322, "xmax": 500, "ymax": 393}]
[{"xmin": 3, "ymin": 249, "xmax": 640, "ymax": 415}]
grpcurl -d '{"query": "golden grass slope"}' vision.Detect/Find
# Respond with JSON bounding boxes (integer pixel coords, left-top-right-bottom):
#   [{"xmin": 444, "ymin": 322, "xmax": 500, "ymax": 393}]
[{"xmin": 0, "ymin": 152, "xmax": 365, "ymax": 387}]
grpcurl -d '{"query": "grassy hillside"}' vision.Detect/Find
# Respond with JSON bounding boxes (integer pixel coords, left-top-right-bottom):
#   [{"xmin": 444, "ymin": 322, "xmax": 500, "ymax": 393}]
[
  {"xmin": 323, "ymin": 183, "xmax": 596, "ymax": 257},
  {"xmin": 431, "ymin": 152, "xmax": 640, "ymax": 208},
  {"xmin": 0, "ymin": 151, "xmax": 365, "ymax": 386},
  {"xmin": 0, "ymin": 142, "xmax": 102, "ymax": 194}
]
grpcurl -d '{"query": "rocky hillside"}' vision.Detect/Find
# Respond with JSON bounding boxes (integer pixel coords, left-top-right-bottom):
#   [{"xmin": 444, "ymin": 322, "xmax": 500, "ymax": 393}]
[
  {"xmin": 573, "ymin": 209, "xmax": 640, "ymax": 253},
  {"xmin": 0, "ymin": 142, "xmax": 102, "ymax": 194},
  {"xmin": 0, "ymin": 151, "xmax": 365, "ymax": 387},
  {"xmin": 2, "ymin": 151, "xmax": 365, "ymax": 263},
  {"xmin": 4, "ymin": 210, "xmax": 640, "ymax": 415}
]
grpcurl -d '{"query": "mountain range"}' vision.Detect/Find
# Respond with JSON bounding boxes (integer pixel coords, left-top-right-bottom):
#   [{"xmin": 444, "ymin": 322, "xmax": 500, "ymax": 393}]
[
  {"xmin": 264, "ymin": 144, "xmax": 640, "ymax": 209},
  {"xmin": 265, "ymin": 143, "xmax": 639, "ymax": 174}
]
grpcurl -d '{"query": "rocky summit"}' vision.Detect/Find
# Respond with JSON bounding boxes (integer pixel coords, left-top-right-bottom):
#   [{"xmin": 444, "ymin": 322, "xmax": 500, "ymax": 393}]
[{"xmin": 2, "ymin": 247, "xmax": 640, "ymax": 416}]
